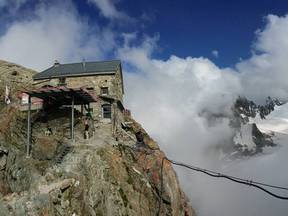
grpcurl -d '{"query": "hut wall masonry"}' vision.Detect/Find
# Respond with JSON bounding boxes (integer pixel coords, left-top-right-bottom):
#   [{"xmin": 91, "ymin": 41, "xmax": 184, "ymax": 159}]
[{"xmin": 32, "ymin": 60, "xmax": 125, "ymax": 135}]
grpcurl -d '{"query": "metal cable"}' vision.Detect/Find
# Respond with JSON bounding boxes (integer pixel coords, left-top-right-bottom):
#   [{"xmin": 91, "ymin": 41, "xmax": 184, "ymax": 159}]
[
  {"xmin": 157, "ymin": 156, "xmax": 288, "ymax": 216},
  {"xmin": 169, "ymin": 159, "xmax": 288, "ymax": 191}
]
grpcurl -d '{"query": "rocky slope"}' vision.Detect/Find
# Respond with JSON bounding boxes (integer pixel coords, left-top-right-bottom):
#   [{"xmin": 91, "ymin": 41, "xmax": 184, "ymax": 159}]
[{"xmin": 0, "ymin": 60, "xmax": 194, "ymax": 216}]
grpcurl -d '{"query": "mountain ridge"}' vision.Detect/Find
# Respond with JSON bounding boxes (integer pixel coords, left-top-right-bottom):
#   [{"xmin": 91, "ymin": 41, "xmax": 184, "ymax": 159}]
[{"xmin": 0, "ymin": 60, "xmax": 194, "ymax": 216}]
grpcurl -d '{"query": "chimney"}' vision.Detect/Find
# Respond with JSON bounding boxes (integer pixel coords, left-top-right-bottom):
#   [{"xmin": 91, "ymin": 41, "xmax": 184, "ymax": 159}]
[{"xmin": 54, "ymin": 60, "xmax": 60, "ymax": 67}]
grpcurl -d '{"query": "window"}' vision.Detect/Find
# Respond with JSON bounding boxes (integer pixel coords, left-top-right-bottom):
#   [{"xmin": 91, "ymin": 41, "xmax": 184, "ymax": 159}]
[
  {"xmin": 102, "ymin": 104, "xmax": 111, "ymax": 119},
  {"xmin": 58, "ymin": 77, "xmax": 66, "ymax": 86},
  {"xmin": 101, "ymin": 87, "xmax": 109, "ymax": 95}
]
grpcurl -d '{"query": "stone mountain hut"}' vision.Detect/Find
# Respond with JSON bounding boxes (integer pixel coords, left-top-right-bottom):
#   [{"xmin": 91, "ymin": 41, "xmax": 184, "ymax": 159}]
[{"xmin": 22, "ymin": 60, "xmax": 127, "ymax": 156}]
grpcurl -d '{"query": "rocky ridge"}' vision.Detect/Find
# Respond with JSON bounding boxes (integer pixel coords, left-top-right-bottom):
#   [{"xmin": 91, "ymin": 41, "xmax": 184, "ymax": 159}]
[
  {"xmin": 229, "ymin": 96, "xmax": 282, "ymax": 156},
  {"xmin": 0, "ymin": 60, "xmax": 194, "ymax": 216}
]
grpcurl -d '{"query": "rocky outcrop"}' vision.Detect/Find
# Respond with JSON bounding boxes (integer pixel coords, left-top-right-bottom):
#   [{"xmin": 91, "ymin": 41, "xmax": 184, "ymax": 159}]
[
  {"xmin": 228, "ymin": 96, "xmax": 280, "ymax": 157},
  {"xmin": 0, "ymin": 60, "xmax": 194, "ymax": 216},
  {"xmin": 233, "ymin": 96, "xmax": 284, "ymax": 121},
  {"xmin": 233, "ymin": 123, "xmax": 274, "ymax": 155},
  {"xmin": 0, "ymin": 120, "xmax": 194, "ymax": 215}
]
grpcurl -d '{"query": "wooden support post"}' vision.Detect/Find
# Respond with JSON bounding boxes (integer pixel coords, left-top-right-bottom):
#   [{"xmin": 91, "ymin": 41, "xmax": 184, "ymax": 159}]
[
  {"xmin": 26, "ymin": 95, "xmax": 31, "ymax": 158},
  {"xmin": 71, "ymin": 95, "xmax": 75, "ymax": 141}
]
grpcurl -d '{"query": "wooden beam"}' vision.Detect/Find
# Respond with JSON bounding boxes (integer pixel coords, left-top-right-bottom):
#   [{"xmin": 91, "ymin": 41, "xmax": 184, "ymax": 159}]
[{"xmin": 25, "ymin": 87, "xmax": 97, "ymax": 106}]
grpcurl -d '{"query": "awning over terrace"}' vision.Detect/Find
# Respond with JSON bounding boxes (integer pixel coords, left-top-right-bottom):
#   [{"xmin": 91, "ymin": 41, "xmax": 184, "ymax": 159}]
[
  {"xmin": 24, "ymin": 86, "xmax": 98, "ymax": 105},
  {"xmin": 24, "ymin": 86, "xmax": 98, "ymax": 158}
]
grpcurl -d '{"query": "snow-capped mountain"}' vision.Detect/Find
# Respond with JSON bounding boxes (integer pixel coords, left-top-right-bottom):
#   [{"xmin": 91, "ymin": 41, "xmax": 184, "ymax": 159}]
[
  {"xmin": 252, "ymin": 102, "xmax": 288, "ymax": 134},
  {"xmin": 232, "ymin": 96, "xmax": 284, "ymax": 123},
  {"xmin": 230, "ymin": 97, "xmax": 285, "ymax": 156}
]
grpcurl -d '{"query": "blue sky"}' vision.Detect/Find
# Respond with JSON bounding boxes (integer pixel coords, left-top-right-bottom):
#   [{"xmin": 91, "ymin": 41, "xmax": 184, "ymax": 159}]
[
  {"xmin": 1, "ymin": 0, "xmax": 288, "ymax": 68},
  {"xmin": 74, "ymin": 0, "xmax": 288, "ymax": 67}
]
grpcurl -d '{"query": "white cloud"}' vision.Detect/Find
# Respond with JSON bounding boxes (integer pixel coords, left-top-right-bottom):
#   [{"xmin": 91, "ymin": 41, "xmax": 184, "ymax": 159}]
[
  {"xmin": 0, "ymin": 1, "xmax": 116, "ymax": 70},
  {"xmin": 211, "ymin": 49, "xmax": 219, "ymax": 58},
  {"xmin": 119, "ymin": 36, "xmax": 241, "ymax": 167},
  {"xmin": 237, "ymin": 15, "xmax": 288, "ymax": 103},
  {"xmin": 0, "ymin": 0, "xmax": 28, "ymax": 13},
  {"xmin": 88, "ymin": 0, "xmax": 131, "ymax": 21},
  {"xmin": 119, "ymin": 15, "xmax": 288, "ymax": 216}
]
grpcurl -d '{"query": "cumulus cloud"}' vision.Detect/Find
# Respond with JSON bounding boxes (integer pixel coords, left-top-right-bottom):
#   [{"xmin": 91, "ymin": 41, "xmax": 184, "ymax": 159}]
[
  {"xmin": 88, "ymin": 0, "xmax": 132, "ymax": 21},
  {"xmin": 237, "ymin": 15, "xmax": 288, "ymax": 103},
  {"xmin": 119, "ymin": 34, "xmax": 240, "ymax": 140},
  {"xmin": 119, "ymin": 15, "xmax": 288, "ymax": 216},
  {"xmin": 0, "ymin": 0, "xmax": 28, "ymax": 14},
  {"xmin": 0, "ymin": 1, "xmax": 116, "ymax": 70}
]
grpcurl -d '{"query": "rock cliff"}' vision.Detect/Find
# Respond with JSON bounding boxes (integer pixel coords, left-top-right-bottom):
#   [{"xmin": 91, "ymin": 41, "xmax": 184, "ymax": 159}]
[{"xmin": 0, "ymin": 60, "xmax": 194, "ymax": 216}]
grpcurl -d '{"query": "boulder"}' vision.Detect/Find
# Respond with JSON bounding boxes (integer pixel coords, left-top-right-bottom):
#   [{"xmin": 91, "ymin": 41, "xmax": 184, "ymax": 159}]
[{"xmin": 33, "ymin": 136, "xmax": 60, "ymax": 160}]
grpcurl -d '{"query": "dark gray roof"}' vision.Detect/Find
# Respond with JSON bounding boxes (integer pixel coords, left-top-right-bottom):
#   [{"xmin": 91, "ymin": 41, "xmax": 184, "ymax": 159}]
[{"xmin": 33, "ymin": 60, "xmax": 121, "ymax": 80}]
